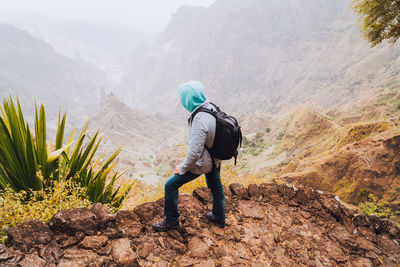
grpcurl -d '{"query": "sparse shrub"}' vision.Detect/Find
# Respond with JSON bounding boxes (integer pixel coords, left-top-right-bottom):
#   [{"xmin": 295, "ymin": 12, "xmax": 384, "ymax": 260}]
[
  {"xmin": 358, "ymin": 188, "xmax": 371, "ymax": 200},
  {"xmin": 251, "ymin": 148, "xmax": 263, "ymax": 156},
  {"xmin": 360, "ymin": 193, "xmax": 399, "ymax": 219},
  {"xmin": 255, "ymin": 132, "xmax": 263, "ymax": 139},
  {"xmin": 0, "ymin": 180, "xmax": 92, "ymax": 243},
  {"xmin": 397, "ymin": 104, "xmax": 400, "ymax": 110},
  {"xmin": 276, "ymin": 132, "xmax": 285, "ymax": 141},
  {"xmin": 242, "ymin": 136, "xmax": 250, "ymax": 147},
  {"xmin": 265, "ymin": 128, "xmax": 271, "ymax": 133}
]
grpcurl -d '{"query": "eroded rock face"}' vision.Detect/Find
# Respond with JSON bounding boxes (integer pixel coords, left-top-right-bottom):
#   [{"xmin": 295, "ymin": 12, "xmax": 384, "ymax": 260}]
[{"xmin": 2, "ymin": 183, "xmax": 400, "ymax": 266}]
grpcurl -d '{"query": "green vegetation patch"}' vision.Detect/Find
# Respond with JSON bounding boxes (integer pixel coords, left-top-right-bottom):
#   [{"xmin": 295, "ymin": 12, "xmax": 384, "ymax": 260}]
[
  {"xmin": 0, "ymin": 180, "xmax": 92, "ymax": 243},
  {"xmin": 360, "ymin": 194, "xmax": 399, "ymax": 219},
  {"xmin": 338, "ymin": 122, "xmax": 390, "ymax": 147}
]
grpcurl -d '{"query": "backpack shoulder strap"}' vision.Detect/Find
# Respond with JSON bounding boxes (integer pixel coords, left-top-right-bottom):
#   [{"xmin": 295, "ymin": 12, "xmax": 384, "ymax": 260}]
[{"xmin": 188, "ymin": 107, "xmax": 217, "ymax": 125}]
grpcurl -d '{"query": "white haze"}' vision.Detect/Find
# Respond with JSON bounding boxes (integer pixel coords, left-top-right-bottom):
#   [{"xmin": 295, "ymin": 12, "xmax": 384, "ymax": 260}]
[{"xmin": 0, "ymin": 0, "xmax": 216, "ymax": 33}]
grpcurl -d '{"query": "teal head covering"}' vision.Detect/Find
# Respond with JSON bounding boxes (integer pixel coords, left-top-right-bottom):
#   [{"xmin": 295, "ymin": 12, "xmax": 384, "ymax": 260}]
[{"xmin": 179, "ymin": 81, "xmax": 206, "ymax": 112}]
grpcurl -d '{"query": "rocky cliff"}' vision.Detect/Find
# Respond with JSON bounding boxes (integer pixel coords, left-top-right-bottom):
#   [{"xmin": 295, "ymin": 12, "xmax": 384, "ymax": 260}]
[{"xmin": 2, "ymin": 183, "xmax": 399, "ymax": 266}]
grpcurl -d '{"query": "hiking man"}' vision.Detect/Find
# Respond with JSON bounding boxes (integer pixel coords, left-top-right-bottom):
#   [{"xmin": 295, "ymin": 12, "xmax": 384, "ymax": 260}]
[{"xmin": 152, "ymin": 81, "xmax": 226, "ymax": 231}]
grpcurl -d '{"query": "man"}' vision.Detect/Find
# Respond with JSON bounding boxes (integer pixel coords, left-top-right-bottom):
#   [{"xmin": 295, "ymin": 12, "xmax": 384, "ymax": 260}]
[{"xmin": 152, "ymin": 81, "xmax": 225, "ymax": 231}]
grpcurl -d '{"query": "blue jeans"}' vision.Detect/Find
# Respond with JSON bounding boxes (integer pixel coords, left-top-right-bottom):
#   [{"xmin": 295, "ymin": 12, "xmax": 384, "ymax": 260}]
[{"xmin": 164, "ymin": 166, "xmax": 225, "ymax": 221}]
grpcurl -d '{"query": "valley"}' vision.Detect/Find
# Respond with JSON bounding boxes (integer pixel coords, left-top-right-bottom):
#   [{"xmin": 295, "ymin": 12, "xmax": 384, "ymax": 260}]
[{"xmin": 0, "ymin": 0, "xmax": 399, "ymax": 223}]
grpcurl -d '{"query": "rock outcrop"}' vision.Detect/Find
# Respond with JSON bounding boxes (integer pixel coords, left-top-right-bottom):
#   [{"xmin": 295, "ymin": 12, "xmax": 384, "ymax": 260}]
[{"xmin": 2, "ymin": 184, "xmax": 400, "ymax": 266}]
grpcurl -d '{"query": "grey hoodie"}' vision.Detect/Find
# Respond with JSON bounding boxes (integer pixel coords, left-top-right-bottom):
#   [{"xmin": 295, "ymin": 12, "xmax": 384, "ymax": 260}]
[{"xmin": 179, "ymin": 101, "xmax": 222, "ymax": 175}]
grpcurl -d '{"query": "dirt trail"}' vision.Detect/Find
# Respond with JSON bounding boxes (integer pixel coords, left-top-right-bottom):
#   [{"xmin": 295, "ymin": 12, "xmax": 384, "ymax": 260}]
[{"xmin": 1, "ymin": 183, "xmax": 400, "ymax": 266}]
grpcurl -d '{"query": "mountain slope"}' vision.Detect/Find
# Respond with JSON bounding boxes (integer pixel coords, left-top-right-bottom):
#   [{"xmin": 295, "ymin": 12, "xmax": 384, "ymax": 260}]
[
  {"xmin": 118, "ymin": 0, "xmax": 400, "ymax": 117},
  {"xmin": 0, "ymin": 23, "xmax": 111, "ymax": 123},
  {"xmin": 89, "ymin": 94, "xmax": 184, "ymax": 183}
]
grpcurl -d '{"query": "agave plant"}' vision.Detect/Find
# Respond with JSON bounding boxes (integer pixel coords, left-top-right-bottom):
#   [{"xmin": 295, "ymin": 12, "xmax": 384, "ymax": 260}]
[{"xmin": 0, "ymin": 97, "xmax": 134, "ymax": 209}]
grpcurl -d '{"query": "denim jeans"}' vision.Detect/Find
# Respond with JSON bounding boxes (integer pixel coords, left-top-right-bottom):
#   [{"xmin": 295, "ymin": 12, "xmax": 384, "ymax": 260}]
[{"xmin": 164, "ymin": 166, "xmax": 225, "ymax": 221}]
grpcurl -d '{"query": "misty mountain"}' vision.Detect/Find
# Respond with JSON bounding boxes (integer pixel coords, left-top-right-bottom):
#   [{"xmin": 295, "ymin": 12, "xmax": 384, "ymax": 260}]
[
  {"xmin": 0, "ymin": 23, "xmax": 111, "ymax": 124},
  {"xmin": 118, "ymin": 0, "xmax": 400, "ymax": 116},
  {"xmin": 0, "ymin": 10, "xmax": 152, "ymax": 81}
]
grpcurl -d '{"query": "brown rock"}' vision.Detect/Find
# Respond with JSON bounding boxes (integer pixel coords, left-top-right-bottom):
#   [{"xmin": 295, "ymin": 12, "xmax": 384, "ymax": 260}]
[
  {"xmin": 133, "ymin": 202, "xmax": 162, "ymax": 224},
  {"xmin": 7, "ymin": 220, "xmax": 53, "ymax": 253},
  {"xmin": 238, "ymin": 200, "xmax": 264, "ymax": 219},
  {"xmin": 39, "ymin": 240, "xmax": 63, "ymax": 264},
  {"xmin": 229, "ymin": 183, "xmax": 249, "ymax": 199},
  {"xmin": 223, "ymin": 185, "xmax": 232, "ymax": 198},
  {"xmin": 137, "ymin": 239, "xmax": 156, "ymax": 259},
  {"xmin": 376, "ymin": 234, "xmax": 400, "ymax": 255},
  {"xmin": 54, "ymin": 232, "xmax": 84, "ymax": 249},
  {"xmin": 194, "ymin": 259, "xmax": 215, "ymax": 267},
  {"xmin": 58, "ymin": 248, "xmax": 99, "ymax": 267},
  {"xmin": 353, "ymin": 213, "xmax": 371, "ymax": 227},
  {"xmin": 179, "ymin": 194, "xmax": 205, "ymax": 214},
  {"xmin": 110, "ymin": 238, "xmax": 137, "ymax": 266},
  {"xmin": 354, "ymin": 237, "xmax": 382, "ymax": 255},
  {"xmin": 294, "ymin": 187, "xmax": 316, "ymax": 205},
  {"xmin": 277, "ymin": 184, "xmax": 296, "ymax": 199},
  {"xmin": 212, "ymin": 225, "xmax": 224, "ymax": 237},
  {"xmin": 80, "ymin": 235, "xmax": 108, "ymax": 250},
  {"xmin": 49, "ymin": 207, "xmax": 98, "ymax": 235},
  {"xmin": 188, "ymin": 237, "xmax": 209, "ymax": 258},
  {"xmin": 18, "ymin": 253, "xmax": 46, "ymax": 267},
  {"xmin": 115, "ymin": 210, "xmax": 137, "ymax": 225},
  {"xmin": 90, "ymin": 203, "xmax": 115, "ymax": 227},
  {"xmin": 248, "ymin": 184, "xmax": 262, "ymax": 200},
  {"xmin": 165, "ymin": 236, "xmax": 186, "ymax": 254},
  {"xmin": 122, "ymin": 223, "xmax": 143, "ymax": 238},
  {"xmin": 193, "ymin": 187, "xmax": 212, "ymax": 203},
  {"xmin": 0, "ymin": 246, "xmax": 24, "ymax": 263},
  {"xmin": 379, "ymin": 219, "xmax": 400, "ymax": 238}
]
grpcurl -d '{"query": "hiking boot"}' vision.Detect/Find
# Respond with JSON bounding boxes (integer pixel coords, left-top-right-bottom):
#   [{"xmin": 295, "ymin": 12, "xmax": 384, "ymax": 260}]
[
  {"xmin": 206, "ymin": 211, "xmax": 225, "ymax": 228},
  {"xmin": 152, "ymin": 219, "xmax": 179, "ymax": 232}
]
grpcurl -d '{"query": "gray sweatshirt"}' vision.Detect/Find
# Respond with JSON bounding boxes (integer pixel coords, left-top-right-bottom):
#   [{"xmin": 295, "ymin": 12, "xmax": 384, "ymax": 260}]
[{"xmin": 179, "ymin": 101, "xmax": 222, "ymax": 175}]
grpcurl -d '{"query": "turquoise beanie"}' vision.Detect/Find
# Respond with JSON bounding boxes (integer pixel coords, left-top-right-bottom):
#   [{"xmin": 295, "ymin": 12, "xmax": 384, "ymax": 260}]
[{"xmin": 179, "ymin": 81, "xmax": 206, "ymax": 112}]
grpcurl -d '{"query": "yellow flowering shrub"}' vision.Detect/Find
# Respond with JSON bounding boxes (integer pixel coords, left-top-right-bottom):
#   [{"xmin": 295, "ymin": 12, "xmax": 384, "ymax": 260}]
[{"xmin": 0, "ymin": 180, "xmax": 92, "ymax": 243}]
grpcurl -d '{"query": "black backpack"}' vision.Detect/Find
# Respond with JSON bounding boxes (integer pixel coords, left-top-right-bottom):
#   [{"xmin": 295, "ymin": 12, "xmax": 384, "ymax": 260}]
[{"xmin": 190, "ymin": 102, "xmax": 242, "ymax": 164}]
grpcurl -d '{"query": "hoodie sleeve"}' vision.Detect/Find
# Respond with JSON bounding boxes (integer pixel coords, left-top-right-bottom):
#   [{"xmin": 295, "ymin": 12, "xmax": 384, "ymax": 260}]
[{"xmin": 179, "ymin": 115, "xmax": 208, "ymax": 175}]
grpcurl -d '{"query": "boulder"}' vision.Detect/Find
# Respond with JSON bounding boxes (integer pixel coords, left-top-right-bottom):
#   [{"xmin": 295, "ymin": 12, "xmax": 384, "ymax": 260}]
[
  {"xmin": 238, "ymin": 200, "xmax": 264, "ymax": 219},
  {"xmin": 193, "ymin": 187, "xmax": 213, "ymax": 203},
  {"xmin": 248, "ymin": 184, "xmax": 262, "ymax": 200},
  {"xmin": 133, "ymin": 202, "xmax": 162, "ymax": 224},
  {"xmin": 58, "ymin": 248, "xmax": 104, "ymax": 267},
  {"xmin": 188, "ymin": 237, "xmax": 209, "ymax": 258},
  {"xmin": 110, "ymin": 238, "xmax": 137, "ymax": 266},
  {"xmin": 229, "ymin": 183, "xmax": 249, "ymax": 200},
  {"xmin": 80, "ymin": 235, "xmax": 108, "ymax": 250},
  {"xmin": 7, "ymin": 220, "xmax": 53, "ymax": 253},
  {"xmin": 90, "ymin": 203, "xmax": 115, "ymax": 227},
  {"xmin": 49, "ymin": 207, "xmax": 98, "ymax": 235},
  {"xmin": 18, "ymin": 253, "xmax": 46, "ymax": 267}
]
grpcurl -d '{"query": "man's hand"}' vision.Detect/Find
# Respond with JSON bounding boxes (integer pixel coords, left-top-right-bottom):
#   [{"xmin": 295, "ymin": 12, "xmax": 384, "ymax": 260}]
[{"xmin": 174, "ymin": 165, "xmax": 180, "ymax": 175}]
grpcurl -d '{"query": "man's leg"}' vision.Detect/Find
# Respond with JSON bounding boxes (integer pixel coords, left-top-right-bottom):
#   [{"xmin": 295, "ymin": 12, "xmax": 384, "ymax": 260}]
[
  {"xmin": 164, "ymin": 172, "xmax": 199, "ymax": 221},
  {"xmin": 205, "ymin": 166, "xmax": 225, "ymax": 222}
]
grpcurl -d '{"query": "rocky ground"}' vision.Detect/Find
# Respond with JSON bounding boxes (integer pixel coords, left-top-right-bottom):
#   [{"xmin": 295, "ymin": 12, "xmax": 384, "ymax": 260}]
[{"xmin": 1, "ymin": 183, "xmax": 400, "ymax": 266}]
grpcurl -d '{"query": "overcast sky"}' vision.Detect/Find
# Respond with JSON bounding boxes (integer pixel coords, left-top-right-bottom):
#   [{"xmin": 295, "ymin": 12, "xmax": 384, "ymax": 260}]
[{"xmin": 0, "ymin": 0, "xmax": 216, "ymax": 32}]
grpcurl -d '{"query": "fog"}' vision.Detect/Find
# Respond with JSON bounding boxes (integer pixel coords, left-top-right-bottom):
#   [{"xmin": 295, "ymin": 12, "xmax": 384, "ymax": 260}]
[{"xmin": 0, "ymin": 0, "xmax": 216, "ymax": 33}]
